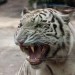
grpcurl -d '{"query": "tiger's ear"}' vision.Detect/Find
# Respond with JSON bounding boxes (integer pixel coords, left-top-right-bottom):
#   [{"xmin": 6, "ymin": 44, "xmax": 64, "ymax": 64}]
[
  {"xmin": 60, "ymin": 8, "xmax": 74, "ymax": 24},
  {"xmin": 61, "ymin": 14, "xmax": 70, "ymax": 24},
  {"xmin": 21, "ymin": 7, "xmax": 30, "ymax": 17},
  {"xmin": 61, "ymin": 12, "xmax": 75, "ymax": 25}
]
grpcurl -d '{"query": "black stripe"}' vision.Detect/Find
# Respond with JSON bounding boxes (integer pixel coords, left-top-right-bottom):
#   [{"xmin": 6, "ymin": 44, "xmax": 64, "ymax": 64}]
[
  {"xmin": 32, "ymin": 15, "xmax": 38, "ymax": 21},
  {"xmin": 46, "ymin": 65, "xmax": 54, "ymax": 75},
  {"xmin": 39, "ymin": 14, "xmax": 43, "ymax": 19},
  {"xmin": 18, "ymin": 23, "xmax": 23, "ymax": 28},
  {"xmin": 46, "ymin": 34, "xmax": 59, "ymax": 39},
  {"xmin": 41, "ymin": 20, "xmax": 47, "ymax": 22},
  {"xmin": 51, "ymin": 15, "xmax": 55, "ymax": 22},
  {"xmin": 62, "ymin": 42, "xmax": 65, "ymax": 49},
  {"xmin": 52, "ymin": 45, "xmax": 60, "ymax": 57},
  {"xmin": 55, "ymin": 16, "xmax": 64, "ymax": 36},
  {"xmin": 40, "ymin": 13, "xmax": 46, "ymax": 16},
  {"xmin": 53, "ymin": 24, "xmax": 57, "ymax": 35}
]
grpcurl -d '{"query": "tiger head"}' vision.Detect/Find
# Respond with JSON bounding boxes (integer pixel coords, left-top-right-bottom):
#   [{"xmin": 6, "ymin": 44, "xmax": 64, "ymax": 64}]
[{"xmin": 15, "ymin": 8, "xmax": 72, "ymax": 66}]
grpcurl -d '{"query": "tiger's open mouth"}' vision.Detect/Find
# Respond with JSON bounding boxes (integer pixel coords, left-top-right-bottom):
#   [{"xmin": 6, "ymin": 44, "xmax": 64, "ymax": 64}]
[{"xmin": 20, "ymin": 44, "xmax": 50, "ymax": 65}]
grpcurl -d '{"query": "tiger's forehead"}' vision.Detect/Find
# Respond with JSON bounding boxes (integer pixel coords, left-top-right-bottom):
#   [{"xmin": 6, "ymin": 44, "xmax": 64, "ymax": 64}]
[
  {"xmin": 21, "ymin": 8, "xmax": 62, "ymax": 20},
  {"xmin": 20, "ymin": 8, "xmax": 62, "ymax": 27}
]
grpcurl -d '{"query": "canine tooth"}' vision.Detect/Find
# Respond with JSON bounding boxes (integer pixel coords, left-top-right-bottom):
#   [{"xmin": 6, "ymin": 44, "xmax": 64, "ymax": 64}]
[
  {"xmin": 31, "ymin": 46, "xmax": 34, "ymax": 52},
  {"xmin": 42, "ymin": 46, "xmax": 45, "ymax": 53}
]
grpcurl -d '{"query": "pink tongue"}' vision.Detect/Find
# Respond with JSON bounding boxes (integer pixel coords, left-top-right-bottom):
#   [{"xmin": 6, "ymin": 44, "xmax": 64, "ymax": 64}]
[{"xmin": 29, "ymin": 46, "xmax": 41, "ymax": 60}]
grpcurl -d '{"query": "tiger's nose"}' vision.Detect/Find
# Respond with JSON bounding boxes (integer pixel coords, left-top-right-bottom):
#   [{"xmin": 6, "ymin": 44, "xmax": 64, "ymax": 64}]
[
  {"xmin": 16, "ymin": 30, "xmax": 36, "ymax": 45},
  {"xmin": 24, "ymin": 33, "xmax": 40, "ymax": 45},
  {"xmin": 23, "ymin": 35, "xmax": 37, "ymax": 45}
]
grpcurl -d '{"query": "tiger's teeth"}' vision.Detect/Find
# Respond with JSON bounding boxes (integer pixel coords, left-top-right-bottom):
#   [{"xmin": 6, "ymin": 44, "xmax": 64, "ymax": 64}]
[
  {"xmin": 30, "ymin": 46, "xmax": 34, "ymax": 53},
  {"xmin": 42, "ymin": 46, "xmax": 45, "ymax": 53}
]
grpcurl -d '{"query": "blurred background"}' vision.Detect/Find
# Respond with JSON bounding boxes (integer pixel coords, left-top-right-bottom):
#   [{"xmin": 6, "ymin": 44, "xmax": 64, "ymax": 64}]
[{"xmin": 0, "ymin": 0, "xmax": 75, "ymax": 75}]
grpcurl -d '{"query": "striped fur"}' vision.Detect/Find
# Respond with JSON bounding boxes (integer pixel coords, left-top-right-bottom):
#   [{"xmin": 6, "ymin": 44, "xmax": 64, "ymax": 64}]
[{"xmin": 15, "ymin": 8, "xmax": 74, "ymax": 75}]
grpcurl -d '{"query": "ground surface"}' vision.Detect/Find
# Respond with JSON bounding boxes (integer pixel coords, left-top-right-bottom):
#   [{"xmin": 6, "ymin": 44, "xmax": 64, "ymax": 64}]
[
  {"xmin": 0, "ymin": 27, "xmax": 25, "ymax": 75},
  {"xmin": 0, "ymin": 0, "xmax": 28, "ymax": 75}
]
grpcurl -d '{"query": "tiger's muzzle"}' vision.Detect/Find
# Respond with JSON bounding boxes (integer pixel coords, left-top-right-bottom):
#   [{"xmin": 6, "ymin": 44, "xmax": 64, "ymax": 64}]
[{"xmin": 19, "ymin": 42, "xmax": 50, "ymax": 65}]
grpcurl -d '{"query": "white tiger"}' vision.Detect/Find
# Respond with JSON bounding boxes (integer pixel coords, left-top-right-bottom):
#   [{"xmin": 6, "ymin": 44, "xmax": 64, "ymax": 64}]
[{"xmin": 15, "ymin": 8, "xmax": 75, "ymax": 75}]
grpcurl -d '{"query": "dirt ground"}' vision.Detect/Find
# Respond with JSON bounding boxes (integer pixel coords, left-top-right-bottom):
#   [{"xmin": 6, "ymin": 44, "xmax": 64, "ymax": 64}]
[{"xmin": 0, "ymin": 0, "xmax": 28, "ymax": 75}]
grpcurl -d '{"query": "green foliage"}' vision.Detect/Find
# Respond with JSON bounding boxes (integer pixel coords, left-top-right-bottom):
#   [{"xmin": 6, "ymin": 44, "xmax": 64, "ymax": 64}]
[
  {"xmin": 28, "ymin": 0, "xmax": 37, "ymax": 6},
  {"xmin": 29, "ymin": 0, "xmax": 65, "ymax": 4}
]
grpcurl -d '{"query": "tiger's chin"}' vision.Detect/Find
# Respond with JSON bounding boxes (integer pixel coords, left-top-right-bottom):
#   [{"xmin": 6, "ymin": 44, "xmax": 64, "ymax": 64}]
[{"xmin": 20, "ymin": 44, "xmax": 50, "ymax": 66}]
